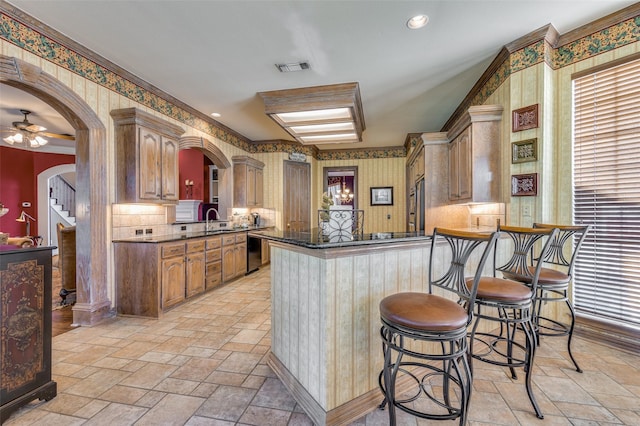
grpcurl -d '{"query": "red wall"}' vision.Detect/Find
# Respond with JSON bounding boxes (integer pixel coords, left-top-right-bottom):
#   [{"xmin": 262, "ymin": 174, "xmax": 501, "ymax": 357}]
[{"xmin": 0, "ymin": 147, "xmax": 75, "ymax": 237}]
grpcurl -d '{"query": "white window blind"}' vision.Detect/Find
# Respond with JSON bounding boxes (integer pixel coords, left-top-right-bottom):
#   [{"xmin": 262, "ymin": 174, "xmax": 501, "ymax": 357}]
[{"xmin": 573, "ymin": 57, "xmax": 640, "ymax": 329}]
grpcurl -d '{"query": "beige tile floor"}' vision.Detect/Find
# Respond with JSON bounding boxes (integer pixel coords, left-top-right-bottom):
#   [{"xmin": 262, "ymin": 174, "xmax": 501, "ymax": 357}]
[{"xmin": 5, "ymin": 266, "xmax": 640, "ymax": 425}]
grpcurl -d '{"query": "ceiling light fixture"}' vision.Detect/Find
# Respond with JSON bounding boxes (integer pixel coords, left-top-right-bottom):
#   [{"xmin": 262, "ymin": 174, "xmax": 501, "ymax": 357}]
[
  {"xmin": 407, "ymin": 14, "xmax": 429, "ymax": 29},
  {"xmin": 259, "ymin": 82, "xmax": 365, "ymax": 145},
  {"xmin": 3, "ymin": 131, "xmax": 48, "ymax": 148},
  {"xmin": 211, "ymin": 112, "xmax": 221, "ymax": 118},
  {"xmin": 275, "ymin": 61, "xmax": 311, "ymax": 72}
]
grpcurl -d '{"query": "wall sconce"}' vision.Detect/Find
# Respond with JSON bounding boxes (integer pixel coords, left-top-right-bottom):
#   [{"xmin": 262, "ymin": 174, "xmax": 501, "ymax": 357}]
[
  {"xmin": 16, "ymin": 210, "xmax": 36, "ymax": 236},
  {"xmin": 259, "ymin": 82, "xmax": 365, "ymax": 145}
]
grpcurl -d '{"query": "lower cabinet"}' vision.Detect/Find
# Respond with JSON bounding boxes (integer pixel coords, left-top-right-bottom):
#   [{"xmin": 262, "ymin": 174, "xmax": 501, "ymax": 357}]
[
  {"xmin": 222, "ymin": 233, "xmax": 247, "ymax": 282},
  {"xmin": 206, "ymin": 236, "xmax": 222, "ymax": 289},
  {"xmin": 185, "ymin": 240, "xmax": 206, "ymax": 298},
  {"xmin": 115, "ymin": 232, "xmax": 248, "ymax": 318}
]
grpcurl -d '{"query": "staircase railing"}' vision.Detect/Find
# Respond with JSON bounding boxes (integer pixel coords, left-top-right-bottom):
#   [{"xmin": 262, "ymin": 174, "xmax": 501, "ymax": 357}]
[{"xmin": 50, "ymin": 175, "xmax": 76, "ymax": 216}]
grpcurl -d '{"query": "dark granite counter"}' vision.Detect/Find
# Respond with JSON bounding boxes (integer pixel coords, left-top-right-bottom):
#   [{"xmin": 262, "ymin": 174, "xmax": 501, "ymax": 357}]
[
  {"xmin": 249, "ymin": 228, "xmax": 430, "ymax": 249},
  {"xmin": 113, "ymin": 226, "xmax": 268, "ymax": 244}
]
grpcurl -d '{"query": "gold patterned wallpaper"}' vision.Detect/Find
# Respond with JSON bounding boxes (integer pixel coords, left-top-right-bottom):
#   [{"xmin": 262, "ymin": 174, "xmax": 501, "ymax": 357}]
[{"xmin": 0, "ymin": 8, "xmax": 638, "ymax": 160}]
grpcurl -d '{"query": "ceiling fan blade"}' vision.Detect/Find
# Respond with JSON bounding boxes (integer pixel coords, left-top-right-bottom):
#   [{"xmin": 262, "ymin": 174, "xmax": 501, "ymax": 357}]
[
  {"xmin": 25, "ymin": 123, "xmax": 47, "ymax": 132},
  {"xmin": 41, "ymin": 131, "xmax": 75, "ymax": 141}
]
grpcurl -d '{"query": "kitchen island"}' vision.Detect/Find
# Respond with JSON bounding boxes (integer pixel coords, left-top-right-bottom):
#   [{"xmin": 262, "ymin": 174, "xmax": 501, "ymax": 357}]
[{"xmin": 251, "ymin": 229, "xmax": 435, "ymax": 426}]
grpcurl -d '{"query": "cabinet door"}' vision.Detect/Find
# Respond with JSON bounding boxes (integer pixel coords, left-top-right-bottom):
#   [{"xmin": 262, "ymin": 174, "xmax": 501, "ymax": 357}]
[
  {"xmin": 448, "ymin": 141, "xmax": 460, "ymax": 200},
  {"xmin": 186, "ymin": 251, "xmax": 205, "ymax": 298},
  {"xmin": 222, "ymin": 245, "xmax": 236, "ymax": 282},
  {"xmin": 261, "ymin": 239, "xmax": 270, "ymax": 265},
  {"xmin": 457, "ymin": 128, "xmax": 472, "ymax": 200},
  {"xmin": 162, "ymin": 137, "xmax": 179, "ymax": 201},
  {"xmin": 247, "ymin": 166, "xmax": 256, "ymax": 206},
  {"xmin": 161, "ymin": 255, "xmax": 185, "ymax": 309},
  {"xmin": 235, "ymin": 242, "xmax": 247, "ymax": 277},
  {"xmin": 138, "ymin": 126, "xmax": 162, "ymax": 200},
  {"xmin": 255, "ymin": 167, "xmax": 264, "ymax": 207}
]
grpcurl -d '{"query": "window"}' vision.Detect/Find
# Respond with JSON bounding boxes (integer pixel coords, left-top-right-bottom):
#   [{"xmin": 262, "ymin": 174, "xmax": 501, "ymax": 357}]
[{"xmin": 573, "ymin": 56, "xmax": 640, "ymax": 331}]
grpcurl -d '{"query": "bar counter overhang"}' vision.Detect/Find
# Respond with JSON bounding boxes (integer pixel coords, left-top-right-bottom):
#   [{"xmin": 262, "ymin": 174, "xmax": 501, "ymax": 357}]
[{"xmin": 252, "ymin": 228, "xmax": 488, "ymax": 425}]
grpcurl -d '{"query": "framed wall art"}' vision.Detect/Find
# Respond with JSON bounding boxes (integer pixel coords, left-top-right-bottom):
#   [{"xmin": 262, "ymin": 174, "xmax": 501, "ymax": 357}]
[
  {"xmin": 512, "ymin": 104, "xmax": 538, "ymax": 132},
  {"xmin": 511, "ymin": 173, "xmax": 538, "ymax": 196},
  {"xmin": 512, "ymin": 138, "xmax": 538, "ymax": 164},
  {"xmin": 370, "ymin": 187, "xmax": 393, "ymax": 206}
]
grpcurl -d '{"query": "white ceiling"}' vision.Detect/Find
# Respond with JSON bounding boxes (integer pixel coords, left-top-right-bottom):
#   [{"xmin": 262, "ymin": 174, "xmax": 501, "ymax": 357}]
[{"xmin": 1, "ymin": 0, "xmax": 636, "ymax": 152}]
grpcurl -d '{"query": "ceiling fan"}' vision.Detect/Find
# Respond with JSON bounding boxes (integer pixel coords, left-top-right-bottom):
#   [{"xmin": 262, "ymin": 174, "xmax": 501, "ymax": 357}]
[{"xmin": 2, "ymin": 109, "xmax": 75, "ymax": 148}]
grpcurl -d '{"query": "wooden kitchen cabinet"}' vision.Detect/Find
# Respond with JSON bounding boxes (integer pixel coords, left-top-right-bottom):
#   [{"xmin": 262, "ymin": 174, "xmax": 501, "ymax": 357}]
[
  {"xmin": 111, "ymin": 107, "xmax": 185, "ymax": 204},
  {"xmin": 161, "ymin": 243, "xmax": 186, "ymax": 310},
  {"xmin": 185, "ymin": 240, "xmax": 206, "ymax": 298},
  {"xmin": 205, "ymin": 236, "xmax": 222, "ymax": 289},
  {"xmin": 447, "ymin": 105, "xmax": 503, "ymax": 203},
  {"xmin": 232, "ymin": 156, "xmax": 265, "ymax": 207},
  {"xmin": 222, "ymin": 232, "xmax": 247, "ymax": 281},
  {"xmin": 448, "ymin": 126, "xmax": 471, "ymax": 201}
]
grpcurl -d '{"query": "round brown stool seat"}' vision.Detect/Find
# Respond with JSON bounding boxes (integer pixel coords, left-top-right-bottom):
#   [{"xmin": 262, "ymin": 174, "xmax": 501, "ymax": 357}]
[
  {"xmin": 380, "ymin": 292, "xmax": 468, "ymax": 332},
  {"xmin": 378, "ymin": 229, "xmax": 498, "ymax": 426}
]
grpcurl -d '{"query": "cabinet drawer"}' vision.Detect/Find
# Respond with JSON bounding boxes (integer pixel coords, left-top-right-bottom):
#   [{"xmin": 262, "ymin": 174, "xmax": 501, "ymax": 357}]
[
  {"xmin": 187, "ymin": 240, "xmax": 206, "ymax": 253},
  {"xmin": 206, "ymin": 248, "xmax": 221, "ymax": 262},
  {"xmin": 206, "ymin": 237, "xmax": 221, "ymax": 249},
  {"xmin": 235, "ymin": 233, "xmax": 247, "ymax": 243},
  {"xmin": 206, "ymin": 273, "xmax": 222, "ymax": 289},
  {"xmin": 222, "ymin": 235, "xmax": 236, "ymax": 246},
  {"xmin": 206, "ymin": 261, "xmax": 222, "ymax": 276},
  {"xmin": 161, "ymin": 243, "xmax": 185, "ymax": 258}
]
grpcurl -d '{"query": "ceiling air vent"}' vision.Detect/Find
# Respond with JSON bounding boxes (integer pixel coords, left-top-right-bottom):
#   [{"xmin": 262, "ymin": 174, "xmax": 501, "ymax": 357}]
[{"xmin": 275, "ymin": 62, "xmax": 311, "ymax": 72}]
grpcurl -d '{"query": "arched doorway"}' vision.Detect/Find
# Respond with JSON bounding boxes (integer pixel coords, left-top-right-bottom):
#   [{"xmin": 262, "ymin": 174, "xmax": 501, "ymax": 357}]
[
  {"xmin": 37, "ymin": 163, "xmax": 76, "ymax": 248},
  {"xmin": 179, "ymin": 136, "xmax": 233, "ymax": 219},
  {"xmin": 1, "ymin": 55, "xmax": 111, "ymax": 326}
]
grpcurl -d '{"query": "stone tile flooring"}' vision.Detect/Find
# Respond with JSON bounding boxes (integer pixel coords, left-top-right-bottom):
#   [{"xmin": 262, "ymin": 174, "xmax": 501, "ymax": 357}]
[{"xmin": 5, "ymin": 266, "xmax": 640, "ymax": 425}]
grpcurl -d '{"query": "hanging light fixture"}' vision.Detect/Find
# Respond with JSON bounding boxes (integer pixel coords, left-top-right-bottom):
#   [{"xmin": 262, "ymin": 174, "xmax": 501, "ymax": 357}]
[
  {"xmin": 3, "ymin": 131, "xmax": 49, "ymax": 148},
  {"xmin": 3, "ymin": 110, "xmax": 49, "ymax": 148},
  {"xmin": 335, "ymin": 178, "xmax": 354, "ymax": 203}
]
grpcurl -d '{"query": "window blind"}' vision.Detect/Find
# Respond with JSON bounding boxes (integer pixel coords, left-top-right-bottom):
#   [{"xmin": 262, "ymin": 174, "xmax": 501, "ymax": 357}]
[{"xmin": 573, "ymin": 57, "xmax": 640, "ymax": 329}]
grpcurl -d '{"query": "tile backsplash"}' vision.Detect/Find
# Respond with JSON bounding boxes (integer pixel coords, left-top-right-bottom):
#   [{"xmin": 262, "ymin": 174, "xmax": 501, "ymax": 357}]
[{"xmin": 112, "ymin": 204, "xmax": 277, "ymax": 240}]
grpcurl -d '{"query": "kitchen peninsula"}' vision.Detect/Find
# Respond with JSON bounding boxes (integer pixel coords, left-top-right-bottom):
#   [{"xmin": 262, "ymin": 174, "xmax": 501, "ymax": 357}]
[{"xmin": 253, "ymin": 228, "xmax": 435, "ymax": 425}]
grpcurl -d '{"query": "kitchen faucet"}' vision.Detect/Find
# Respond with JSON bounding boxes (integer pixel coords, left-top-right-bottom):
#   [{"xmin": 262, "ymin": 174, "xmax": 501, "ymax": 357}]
[{"xmin": 205, "ymin": 207, "xmax": 220, "ymax": 231}]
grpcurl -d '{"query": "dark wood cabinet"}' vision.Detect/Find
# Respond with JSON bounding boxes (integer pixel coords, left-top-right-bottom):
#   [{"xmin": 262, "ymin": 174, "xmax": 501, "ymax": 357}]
[
  {"xmin": 111, "ymin": 107, "xmax": 185, "ymax": 204},
  {"xmin": 232, "ymin": 156, "xmax": 265, "ymax": 208},
  {"xmin": 1, "ymin": 247, "xmax": 57, "ymax": 423}
]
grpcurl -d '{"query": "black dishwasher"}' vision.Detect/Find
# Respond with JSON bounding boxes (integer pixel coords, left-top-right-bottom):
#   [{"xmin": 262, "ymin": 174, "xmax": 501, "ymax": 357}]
[{"xmin": 247, "ymin": 235, "xmax": 262, "ymax": 273}]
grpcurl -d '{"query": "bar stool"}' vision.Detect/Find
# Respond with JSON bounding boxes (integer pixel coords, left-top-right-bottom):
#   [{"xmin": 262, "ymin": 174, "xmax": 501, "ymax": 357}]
[
  {"xmin": 528, "ymin": 223, "xmax": 591, "ymax": 372},
  {"xmin": 379, "ymin": 228, "xmax": 498, "ymax": 425},
  {"xmin": 468, "ymin": 225, "xmax": 557, "ymax": 420}
]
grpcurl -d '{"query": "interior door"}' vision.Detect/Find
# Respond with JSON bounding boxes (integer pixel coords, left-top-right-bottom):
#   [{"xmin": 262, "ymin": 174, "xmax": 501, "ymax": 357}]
[{"xmin": 283, "ymin": 160, "xmax": 311, "ymax": 231}]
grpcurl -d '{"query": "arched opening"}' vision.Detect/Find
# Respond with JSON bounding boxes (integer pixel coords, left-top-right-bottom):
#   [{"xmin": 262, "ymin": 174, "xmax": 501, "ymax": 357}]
[
  {"xmin": 1, "ymin": 54, "xmax": 111, "ymax": 326},
  {"xmin": 37, "ymin": 163, "xmax": 76, "ymax": 249},
  {"xmin": 178, "ymin": 136, "xmax": 233, "ymax": 221}
]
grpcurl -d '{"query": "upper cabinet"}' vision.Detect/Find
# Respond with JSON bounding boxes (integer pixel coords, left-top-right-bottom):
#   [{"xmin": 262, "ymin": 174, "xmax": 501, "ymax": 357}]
[
  {"xmin": 111, "ymin": 108, "xmax": 185, "ymax": 204},
  {"xmin": 447, "ymin": 105, "xmax": 503, "ymax": 203},
  {"xmin": 232, "ymin": 156, "xmax": 265, "ymax": 208}
]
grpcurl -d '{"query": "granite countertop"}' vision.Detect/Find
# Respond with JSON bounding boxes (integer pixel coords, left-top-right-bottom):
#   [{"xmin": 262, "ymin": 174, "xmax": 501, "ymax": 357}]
[
  {"xmin": 113, "ymin": 226, "xmax": 269, "ymax": 243},
  {"xmin": 249, "ymin": 228, "xmax": 430, "ymax": 249}
]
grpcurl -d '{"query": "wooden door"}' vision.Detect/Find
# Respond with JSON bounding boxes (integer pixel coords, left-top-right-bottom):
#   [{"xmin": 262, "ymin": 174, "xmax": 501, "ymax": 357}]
[
  {"xmin": 138, "ymin": 126, "xmax": 162, "ymax": 200},
  {"xmin": 283, "ymin": 160, "xmax": 311, "ymax": 231},
  {"xmin": 185, "ymin": 251, "xmax": 205, "ymax": 298},
  {"xmin": 161, "ymin": 255, "xmax": 185, "ymax": 309},
  {"xmin": 457, "ymin": 127, "xmax": 472, "ymax": 200},
  {"xmin": 161, "ymin": 136, "xmax": 179, "ymax": 201},
  {"xmin": 235, "ymin": 242, "xmax": 247, "ymax": 276},
  {"xmin": 222, "ymin": 245, "xmax": 236, "ymax": 282}
]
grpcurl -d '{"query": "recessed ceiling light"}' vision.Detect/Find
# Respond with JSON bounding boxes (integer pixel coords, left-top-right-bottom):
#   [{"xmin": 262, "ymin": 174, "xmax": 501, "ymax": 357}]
[
  {"xmin": 211, "ymin": 112, "xmax": 221, "ymax": 118},
  {"xmin": 407, "ymin": 14, "xmax": 429, "ymax": 29}
]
